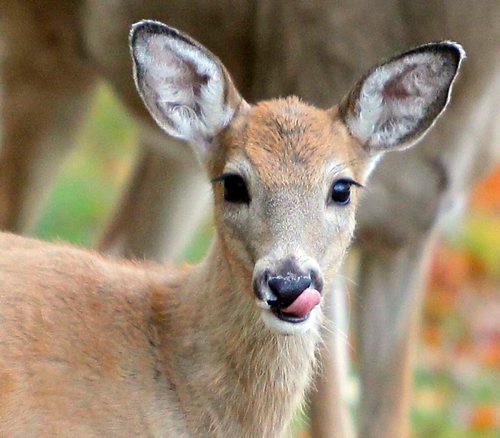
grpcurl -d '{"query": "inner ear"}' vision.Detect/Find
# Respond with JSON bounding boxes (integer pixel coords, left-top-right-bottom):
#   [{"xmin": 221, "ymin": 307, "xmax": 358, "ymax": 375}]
[
  {"xmin": 130, "ymin": 20, "xmax": 244, "ymax": 159},
  {"xmin": 339, "ymin": 42, "xmax": 465, "ymax": 152}
]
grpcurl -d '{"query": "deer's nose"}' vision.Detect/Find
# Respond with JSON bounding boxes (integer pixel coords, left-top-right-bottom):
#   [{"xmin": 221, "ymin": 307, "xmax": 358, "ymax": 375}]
[
  {"xmin": 252, "ymin": 257, "xmax": 324, "ymax": 308},
  {"xmin": 267, "ymin": 275, "xmax": 312, "ymax": 308}
]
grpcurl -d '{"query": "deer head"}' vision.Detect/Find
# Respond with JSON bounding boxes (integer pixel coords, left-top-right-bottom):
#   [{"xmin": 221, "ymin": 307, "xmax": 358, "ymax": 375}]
[{"xmin": 130, "ymin": 20, "xmax": 463, "ymax": 335}]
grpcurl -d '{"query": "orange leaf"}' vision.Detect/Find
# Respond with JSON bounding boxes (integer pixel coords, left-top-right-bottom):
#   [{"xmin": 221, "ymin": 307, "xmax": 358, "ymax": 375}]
[{"xmin": 470, "ymin": 405, "xmax": 498, "ymax": 431}]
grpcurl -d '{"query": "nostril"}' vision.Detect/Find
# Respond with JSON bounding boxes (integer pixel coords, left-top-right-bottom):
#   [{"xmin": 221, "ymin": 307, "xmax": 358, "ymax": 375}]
[
  {"xmin": 268, "ymin": 276, "xmax": 312, "ymax": 308},
  {"xmin": 254, "ymin": 269, "xmax": 272, "ymax": 301},
  {"xmin": 310, "ymin": 270, "xmax": 324, "ymax": 294}
]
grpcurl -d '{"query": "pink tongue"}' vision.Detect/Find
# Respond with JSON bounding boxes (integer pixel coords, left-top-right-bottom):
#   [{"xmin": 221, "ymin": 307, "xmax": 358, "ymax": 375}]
[{"xmin": 281, "ymin": 288, "xmax": 321, "ymax": 318}]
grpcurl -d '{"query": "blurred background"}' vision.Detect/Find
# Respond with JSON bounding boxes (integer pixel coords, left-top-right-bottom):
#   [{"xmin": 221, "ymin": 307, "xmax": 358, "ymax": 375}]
[{"xmin": 33, "ymin": 84, "xmax": 499, "ymax": 437}]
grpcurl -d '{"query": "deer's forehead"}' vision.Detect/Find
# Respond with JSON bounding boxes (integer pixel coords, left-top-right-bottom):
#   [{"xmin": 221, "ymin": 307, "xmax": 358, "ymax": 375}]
[{"xmin": 224, "ymin": 98, "xmax": 358, "ymax": 185}]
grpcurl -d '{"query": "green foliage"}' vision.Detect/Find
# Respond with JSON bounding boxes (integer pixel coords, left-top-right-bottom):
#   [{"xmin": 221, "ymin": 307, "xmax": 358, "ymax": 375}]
[{"xmin": 35, "ymin": 84, "xmax": 137, "ymax": 246}]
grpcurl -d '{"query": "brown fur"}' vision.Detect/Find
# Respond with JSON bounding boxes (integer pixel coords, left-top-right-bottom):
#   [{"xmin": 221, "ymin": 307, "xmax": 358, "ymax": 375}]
[{"xmin": 230, "ymin": 99, "xmax": 364, "ymax": 186}]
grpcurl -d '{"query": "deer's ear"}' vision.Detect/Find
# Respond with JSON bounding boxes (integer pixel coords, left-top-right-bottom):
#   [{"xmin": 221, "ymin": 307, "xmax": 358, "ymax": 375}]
[
  {"xmin": 130, "ymin": 20, "xmax": 245, "ymax": 159},
  {"xmin": 339, "ymin": 42, "xmax": 465, "ymax": 153}
]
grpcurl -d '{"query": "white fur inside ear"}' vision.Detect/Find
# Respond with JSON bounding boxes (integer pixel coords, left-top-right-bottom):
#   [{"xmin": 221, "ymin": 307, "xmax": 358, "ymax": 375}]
[
  {"xmin": 347, "ymin": 46, "xmax": 462, "ymax": 150},
  {"xmin": 133, "ymin": 29, "xmax": 235, "ymax": 151}
]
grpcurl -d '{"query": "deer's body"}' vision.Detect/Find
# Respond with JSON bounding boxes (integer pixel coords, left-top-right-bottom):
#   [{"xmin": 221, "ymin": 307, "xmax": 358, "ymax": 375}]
[
  {"xmin": 0, "ymin": 95, "xmax": 368, "ymax": 436},
  {"xmin": 0, "ymin": 233, "xmax": 182, "ymax": 436},
  {"xmin": 0, "ymin": 233, "xmax": 318, "ymax": 437},
  {"xmin": 0, "ymin": 19, "xmax": 463, "ymax": 436}
]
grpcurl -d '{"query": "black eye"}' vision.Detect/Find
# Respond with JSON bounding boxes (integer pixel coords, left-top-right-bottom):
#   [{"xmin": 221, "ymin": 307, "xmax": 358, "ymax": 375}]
[
  {"xmin": 330, "ymin": 179, "xmax": 353, "ymax": 205},
  {"xmin": 223, "ymin": 174, "xmax": 250, "ymax": 204}
]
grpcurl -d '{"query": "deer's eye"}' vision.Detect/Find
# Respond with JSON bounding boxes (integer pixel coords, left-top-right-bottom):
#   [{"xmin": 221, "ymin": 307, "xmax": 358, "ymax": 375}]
[
  {"xmin": 330, "ymin": 179, "xmax": 354, "ymax": 205},
  {"xmin": 223, "ymin": 174, "xmax": 250, "ymax": 204}
]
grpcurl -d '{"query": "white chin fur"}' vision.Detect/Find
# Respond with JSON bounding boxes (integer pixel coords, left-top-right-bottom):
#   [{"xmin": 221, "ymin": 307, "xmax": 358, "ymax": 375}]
[{"xmin": 260, "ymin": 307, "xmax": 320, "ymax": 335}]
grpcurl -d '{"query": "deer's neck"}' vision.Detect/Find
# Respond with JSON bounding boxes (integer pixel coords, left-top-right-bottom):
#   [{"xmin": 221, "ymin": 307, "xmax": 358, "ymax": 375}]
[{"xmin": 155, "ymin": 238, "xmax": 321, "ymax": 437}]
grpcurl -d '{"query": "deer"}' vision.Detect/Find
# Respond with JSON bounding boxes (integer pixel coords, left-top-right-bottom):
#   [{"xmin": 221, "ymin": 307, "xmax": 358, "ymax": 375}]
[
  {"xmin": 0, "ymin": 19, "xmax": 465, "ymax": 437},
  {"xmin": 1, "ymin": 2, "xmax": 499, "ymax": 437}
]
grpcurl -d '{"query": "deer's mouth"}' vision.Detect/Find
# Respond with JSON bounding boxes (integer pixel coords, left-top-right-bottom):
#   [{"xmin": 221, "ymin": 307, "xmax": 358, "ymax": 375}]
[
  {"xmin": 270, "ymin": 287, "xmax": 321, "ymax": 322},
  {"xmin": 260, "ymin": 301, "xmax": 321, "ymax": 335},
  {"xmin": 271, "ymin": 307, "xmax": 311, "ymax": 324},
  {"xmin": 263, "ymin": 287, "xmax": 322, "ymax": 330}
]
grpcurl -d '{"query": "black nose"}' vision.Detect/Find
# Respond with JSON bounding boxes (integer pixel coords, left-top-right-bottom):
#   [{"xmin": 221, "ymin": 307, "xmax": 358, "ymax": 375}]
[{"xmin": 267, "ymin": 275, "xmax": 312, "ymax": 308}]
